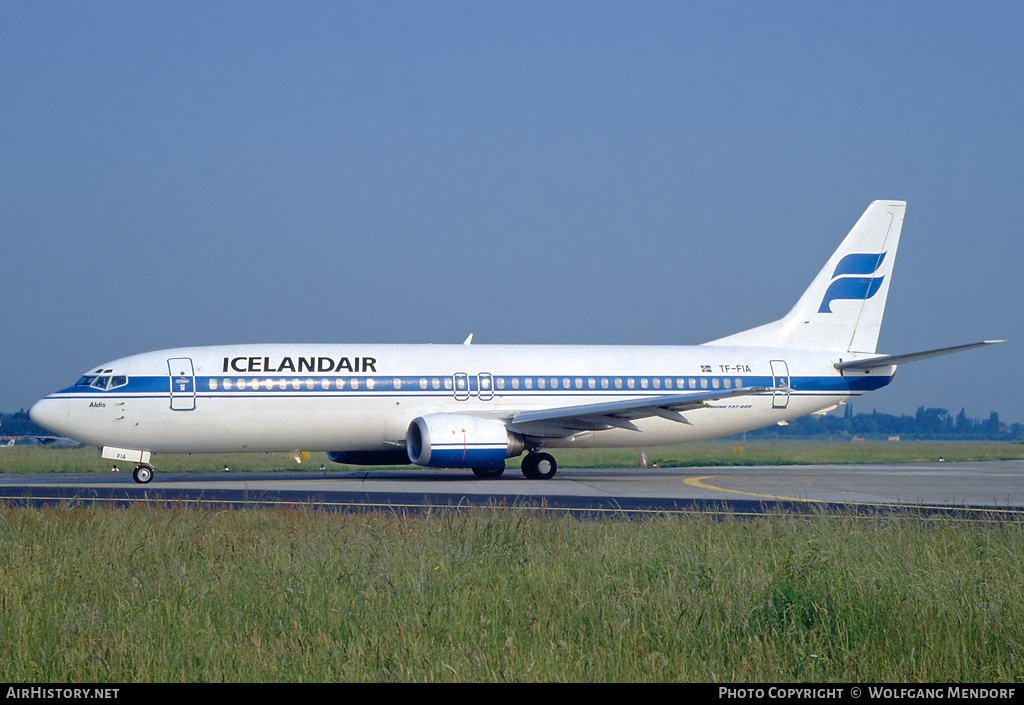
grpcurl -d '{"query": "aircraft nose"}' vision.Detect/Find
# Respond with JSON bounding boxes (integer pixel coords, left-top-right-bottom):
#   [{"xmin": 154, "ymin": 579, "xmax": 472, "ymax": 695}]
[{"xmin": 29, "ymin": 397, "xmax": 70, "ymax": 437}]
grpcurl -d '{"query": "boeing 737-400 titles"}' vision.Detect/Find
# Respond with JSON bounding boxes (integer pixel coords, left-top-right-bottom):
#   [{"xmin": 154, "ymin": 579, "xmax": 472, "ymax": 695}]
[{"xmin": 30, "ymin": 201, "xmax": 1003, "ymax": 483}]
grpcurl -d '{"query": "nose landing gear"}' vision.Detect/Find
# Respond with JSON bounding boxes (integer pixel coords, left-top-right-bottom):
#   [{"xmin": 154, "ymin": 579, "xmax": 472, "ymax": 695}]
[{"xmin": 132, "ymin": 463, "xmax": 154, "ymax": 484}]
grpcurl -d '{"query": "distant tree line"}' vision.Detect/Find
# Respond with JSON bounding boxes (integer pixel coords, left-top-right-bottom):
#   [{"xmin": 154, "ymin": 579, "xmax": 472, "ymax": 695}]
[
  {"xmin": 0, "ymin": 411, "xmax": 50, "ymax": 437},
  {"xmin": 734, "ymin": 404, "xmax": 1024, "ymax": 442}
]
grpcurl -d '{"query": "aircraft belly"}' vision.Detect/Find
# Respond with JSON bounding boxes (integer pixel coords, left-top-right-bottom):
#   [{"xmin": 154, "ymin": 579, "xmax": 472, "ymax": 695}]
[{"xmin": 92, "ymin": 396, "xmax": 399, "ymax": 454}]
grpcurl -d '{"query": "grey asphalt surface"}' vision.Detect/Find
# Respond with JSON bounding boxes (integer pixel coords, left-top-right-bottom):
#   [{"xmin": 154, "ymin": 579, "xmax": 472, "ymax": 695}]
[{"xmin": 2, "ymin": 461, "xmax": 1023, "ymax": 516}]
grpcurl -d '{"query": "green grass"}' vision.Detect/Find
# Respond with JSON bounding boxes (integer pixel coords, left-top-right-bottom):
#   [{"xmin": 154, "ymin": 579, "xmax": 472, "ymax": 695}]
[
  {"xmin": 1, "ymin": 504, "xmax": 1022, "ymax": 682},
  {"xmin": 1, "ymin": 441, "xmax": 1022, "ymax": 475}
]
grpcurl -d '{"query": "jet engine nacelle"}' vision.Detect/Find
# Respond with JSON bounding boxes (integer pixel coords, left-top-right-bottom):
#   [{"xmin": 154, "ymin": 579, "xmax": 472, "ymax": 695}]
[{"xmin": 406, "ymin": 414, "xmax": 524, "ymax": 468}]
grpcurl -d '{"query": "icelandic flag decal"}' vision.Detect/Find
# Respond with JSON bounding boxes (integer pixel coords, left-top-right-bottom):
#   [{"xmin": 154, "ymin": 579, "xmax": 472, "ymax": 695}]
[{"xmin": 701, "ymin": 365, "xmax": 712, "ymax": 373}]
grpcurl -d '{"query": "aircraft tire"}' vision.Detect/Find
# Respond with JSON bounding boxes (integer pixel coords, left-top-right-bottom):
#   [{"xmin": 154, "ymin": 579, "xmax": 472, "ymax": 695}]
[
  {"xmin": 133, "ymin": 464, "xmax": 153, "ymax": 484},
  {"xmin": 472, "ymin": 466, "xmax": 505, "ymax": 478},
  {"xmin": 532, "ymin": 452, "xmax": 557, "ymax": 480},
  {"xmin": 521, "ymin": 452, "xmax": 556, "ymax": 480},
  {"xmin": 521, "ymin": 453, "xmax": 538, "ymax": 479}
]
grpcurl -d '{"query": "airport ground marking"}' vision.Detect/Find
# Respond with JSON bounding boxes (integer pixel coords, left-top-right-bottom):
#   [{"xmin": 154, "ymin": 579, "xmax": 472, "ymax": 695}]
[{"xmin": 685, "ymin": 475, "xmax": 816, "ymax": 503}]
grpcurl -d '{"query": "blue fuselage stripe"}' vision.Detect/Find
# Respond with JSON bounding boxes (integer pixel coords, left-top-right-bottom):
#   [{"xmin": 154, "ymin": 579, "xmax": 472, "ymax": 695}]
[{"xmin": 51, "ymin": 372, "xmax": 891, "ymax": 400}]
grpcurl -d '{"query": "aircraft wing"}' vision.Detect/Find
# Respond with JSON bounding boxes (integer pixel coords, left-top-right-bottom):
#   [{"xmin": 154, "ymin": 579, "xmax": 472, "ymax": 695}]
[
  {"xmin": 505, "ymin": 386, "xmax": 770, "ymax": 438},
  {"xmin": 32, "ymin": 436, "xmax": 60, "ymax": 445}
]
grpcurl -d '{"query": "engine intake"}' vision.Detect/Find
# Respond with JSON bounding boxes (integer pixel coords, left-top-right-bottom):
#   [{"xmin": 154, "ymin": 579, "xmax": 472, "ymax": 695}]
[{"xmin": 406, "ymin": 414, "xmax": 524, "ymax": 468}]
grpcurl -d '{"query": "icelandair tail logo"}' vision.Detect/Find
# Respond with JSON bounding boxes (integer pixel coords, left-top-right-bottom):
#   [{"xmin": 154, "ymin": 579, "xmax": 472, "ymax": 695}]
[{"xmin": 818, "ymin": 252, "xmax": 887, "ymax": 313}]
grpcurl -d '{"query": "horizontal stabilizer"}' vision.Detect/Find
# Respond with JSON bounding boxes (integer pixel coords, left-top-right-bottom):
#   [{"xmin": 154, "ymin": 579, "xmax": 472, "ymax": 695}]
[{"xmin": 834, "ymin": 340, "xmax": 1005, "ymax": 371}]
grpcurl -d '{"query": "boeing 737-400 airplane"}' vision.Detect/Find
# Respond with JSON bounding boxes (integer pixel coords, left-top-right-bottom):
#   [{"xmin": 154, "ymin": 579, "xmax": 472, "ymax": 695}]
[{"xmin": 30, "ymin": 201, "xmax": 1002, "ymax": 483}]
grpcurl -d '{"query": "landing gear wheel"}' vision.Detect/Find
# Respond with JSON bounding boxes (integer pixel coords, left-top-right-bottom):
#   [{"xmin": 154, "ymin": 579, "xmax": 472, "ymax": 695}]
[
  {"xmin": 133, "ymin": 464, "xmax": 154, "ymax": 484},
  {"xmin": 521, "ymin": 452, "xmax": 557, "ymax": 480},
  {"xmin": 472, "ymin": 466, "xmax": 505, "ymax": 478}
]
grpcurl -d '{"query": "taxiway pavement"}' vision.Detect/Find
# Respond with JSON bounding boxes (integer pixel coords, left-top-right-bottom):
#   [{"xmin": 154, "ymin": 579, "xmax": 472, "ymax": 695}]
[{"xmin": 1, "ymin": 461, "xmax": 1023, "ymax": 516}]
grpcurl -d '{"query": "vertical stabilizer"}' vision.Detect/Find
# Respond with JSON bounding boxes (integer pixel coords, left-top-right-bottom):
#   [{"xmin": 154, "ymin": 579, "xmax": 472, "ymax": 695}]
[{"xmin": 707, "ymin": 200, "xmax": 906, "ymax": 353}]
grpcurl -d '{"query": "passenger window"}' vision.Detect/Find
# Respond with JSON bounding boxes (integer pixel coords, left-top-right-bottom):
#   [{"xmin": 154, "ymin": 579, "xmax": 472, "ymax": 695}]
[
  {"xmin": 627, "ymin": 378, "xmax": 635, "ymax": 389},
  {"xmin": 615, "ymin": 378, "xmax": 622, "ymax": 389},
  {"xmin": 735, "ymin": 378, "xmax": 742, "ymax": 388},
  {"xmin": 432, "ymin": 378, "xmax": 440, "ymax": 390},
  {"xmin": 393, "ymin": 378, "xmax": 402, "ymax": 390},
  {"xmin": 351, "ymin": 379, "xmax": 359, "ymax": 390},
  {"xmin": 444, "ymin": 378, "xmax": 452, "ymax": 390},
  {"xmin": 420, "ymin": 378, "xmax": 428, "ymax": 390},
  {"xmin": 366, "ymin": 379, "xmax": 376, "ymax": 390},
  {"xmin": 588, "ymin": 378, "xmax": 595, "ymax": 389},
  {"xmin": 724, "ymin": 378, "xmax": 731, "ymax": 389},
  {"xmin": 209, "ymin": 379, "xmax": 218, "ymax": 390},
  {"xmin": 700, "ymin": 378, "xmax": 708, "ymax": 389},
  {"xmin": 601, "ymin": 378, "xmax": 608, "ymax": 389},
  {"xmin": 336, "ymin": 379, "xmax": 345, "ymax": 389},
  {"xmin": 512, "ymin": 378, "xmax": 520, "ymax": 389},
  {"xmin": 538, "ymin": 378, "xmax": 546, "ymax": 389},
  {"xmin": 689, "ymin": 378, "xmax": 696, "ymax": 389},
  {"xmin": 712, "ymin": 378, "xmax": 720, "ymax": 389},
  {"xmin": 496, "ymin": 378, "xmax": 505, "ymax": 390},
  {"xmin": 524, "ymin": 378, "xmax": 532, "ymax": 389},
  {"xmin": 652, "ymin": 378, "xmax": 660, "ymax": 389},
  {"xmin": 223, "ymin": 379, "xmax": 232, "ymax": 390}
]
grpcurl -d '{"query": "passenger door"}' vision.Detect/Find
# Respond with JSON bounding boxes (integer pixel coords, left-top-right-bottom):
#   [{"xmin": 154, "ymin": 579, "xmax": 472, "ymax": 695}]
[
  {"xmin": 168, "ymin": 357, "xmax": 196, "ymax": 411},
  {"xmin": 770, "ymin": 359, "xmax": 790, "ymax": 409}
]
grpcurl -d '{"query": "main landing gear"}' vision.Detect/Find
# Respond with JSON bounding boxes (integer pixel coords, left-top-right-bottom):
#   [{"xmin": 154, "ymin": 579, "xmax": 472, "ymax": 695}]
[
  {"xmin": 472, "ymin": 466, "xmax": 505, "ymax": 478},
  {"xmin": 470, "ymin": 452, "xmax": 558, "ymax": 480},
  {"xmin": 132, "ymin": 463, "xmax": 154, "ymax": 484},
  {"xmin": 521, "ymin": 452, "xmax": 557, "ymax": 480}
]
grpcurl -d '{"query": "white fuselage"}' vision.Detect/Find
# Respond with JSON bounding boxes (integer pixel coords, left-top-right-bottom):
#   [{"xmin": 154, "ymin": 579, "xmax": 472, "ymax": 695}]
[{"xmin": 29, "ymin": 342, "xmax": 892, "ymax": 456}]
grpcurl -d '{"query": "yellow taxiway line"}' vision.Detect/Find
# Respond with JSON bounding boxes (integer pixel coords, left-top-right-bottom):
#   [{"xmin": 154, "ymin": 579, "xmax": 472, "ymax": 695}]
[{"xmin": 685, "ymin": 475, "xmax": 819, "ymax": 503}]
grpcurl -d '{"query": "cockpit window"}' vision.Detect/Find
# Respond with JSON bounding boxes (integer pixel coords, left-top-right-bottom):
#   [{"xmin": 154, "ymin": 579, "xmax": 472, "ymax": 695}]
[{"xmin": 75, "ymin": 375, "xmax": 128, "ymax": 390}]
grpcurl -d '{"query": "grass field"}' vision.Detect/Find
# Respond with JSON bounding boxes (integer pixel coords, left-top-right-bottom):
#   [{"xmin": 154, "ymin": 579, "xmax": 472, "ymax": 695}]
[
  {"xmin": 1, "ymin": 504, "xmax": 1022, "ymax": 682},
  {"xmin": 3, "ymin": 442, "xmax": 1022, "ymax": 682},
  {"xmin": 1, "ymin": 440, "xmax": 1023, "ymax": 475}
]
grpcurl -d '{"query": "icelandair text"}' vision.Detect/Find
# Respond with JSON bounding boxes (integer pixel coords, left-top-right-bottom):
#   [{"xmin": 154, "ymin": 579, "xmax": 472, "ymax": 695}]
[{"xmin": 223, "ymin": 356, "xmax": 377, "ymax": 374}]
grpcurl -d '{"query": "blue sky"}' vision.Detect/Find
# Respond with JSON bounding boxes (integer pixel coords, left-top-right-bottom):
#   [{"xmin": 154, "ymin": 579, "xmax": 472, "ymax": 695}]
[{"xmin": 2, "ymin": 1, "xmax": 1021, "ymax": 423}]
